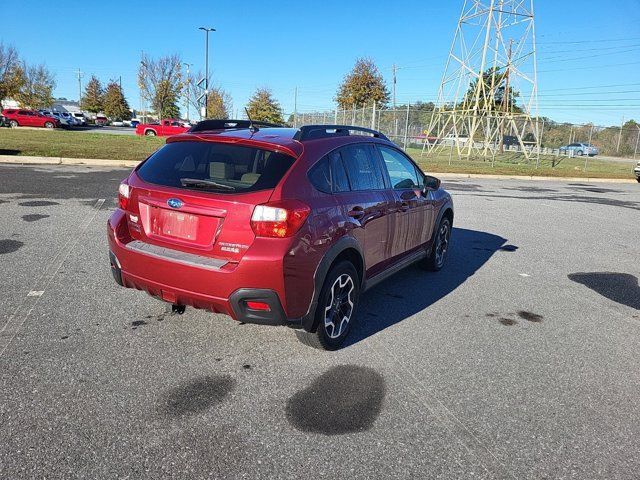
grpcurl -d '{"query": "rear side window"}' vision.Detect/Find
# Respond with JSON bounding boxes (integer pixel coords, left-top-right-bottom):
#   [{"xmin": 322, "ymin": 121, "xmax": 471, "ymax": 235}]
[
  {"xmin": 340, "ymin": 144, "xmax": 385, "ymax": 191},
  {"xmin": 307, "ymin": 150, "xmax": 352, "ymax": 194},
  {"xmin": 137, "ymin": 141, "xmax": 296, "ymax": 194}
]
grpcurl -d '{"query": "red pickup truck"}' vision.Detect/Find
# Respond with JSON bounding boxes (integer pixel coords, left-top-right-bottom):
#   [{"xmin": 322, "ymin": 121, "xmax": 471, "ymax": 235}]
[{"xmin": 135, "ymin": 119, "xmax": 190, "ymax": 137}]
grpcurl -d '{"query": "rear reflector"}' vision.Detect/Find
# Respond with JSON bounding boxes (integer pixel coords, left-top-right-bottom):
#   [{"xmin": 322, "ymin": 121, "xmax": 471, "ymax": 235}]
[{"xmin": 245, "ymin": 301, "xmax": 271, "ymax": 311}]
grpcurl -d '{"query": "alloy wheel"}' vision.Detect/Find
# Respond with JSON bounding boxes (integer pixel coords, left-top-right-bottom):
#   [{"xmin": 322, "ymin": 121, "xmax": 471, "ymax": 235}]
[
  {"xmin": 324, "ymin": 273, "xmax": 355, "ymax": 339},
  {"xmin": 435, "ymin": 221, "xmax": 450, "ymax": 267}
]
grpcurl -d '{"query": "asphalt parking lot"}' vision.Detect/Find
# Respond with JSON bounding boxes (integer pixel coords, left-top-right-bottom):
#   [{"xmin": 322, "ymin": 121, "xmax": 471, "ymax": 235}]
[{"xmin": 0, "ymin": 164, "xmax": 638, "ymax": 479}]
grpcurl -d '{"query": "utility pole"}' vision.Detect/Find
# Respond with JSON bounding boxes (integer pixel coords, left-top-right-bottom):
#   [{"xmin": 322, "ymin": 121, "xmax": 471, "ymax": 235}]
[
  {"xmin": 76, "ymin": 68, "xmax": 84, "ymax": 109},
  {"xmin": 119, "ymin": 76, "xmax": 122, "ymax": 90},
  {"xmin": 199, "ymin": 26, "xmax": 216, "ymax": 118},
  {"xmin": 183, "ymin": 62, "xmax": 193, "ymax": 121},
  {"xmin": 293, "ymin": 87, "xmax": 298, "ymax": 128},
  {"xmin": 634, "ymin": 125, "xmax": 640, "ymax": 159},
  {"xmin": 392, "ymin": 64, "xmax": 399, "ymax": 137}
]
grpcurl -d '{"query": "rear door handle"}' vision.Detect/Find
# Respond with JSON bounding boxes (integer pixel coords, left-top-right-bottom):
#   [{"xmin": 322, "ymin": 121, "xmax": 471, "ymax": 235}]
[{"xmin": 348, "ymin": 206, "xmax": 365, "ymax": 219}]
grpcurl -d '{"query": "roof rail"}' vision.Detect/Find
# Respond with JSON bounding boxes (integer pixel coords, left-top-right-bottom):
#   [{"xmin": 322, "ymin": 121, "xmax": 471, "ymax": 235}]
[
  {"xmin": 293, "ymin": 124, "xmax": 390, "ymax": 142},
  {"xmin": 188, "ymin": 119, "xmax": 284, "ymax": 133}
]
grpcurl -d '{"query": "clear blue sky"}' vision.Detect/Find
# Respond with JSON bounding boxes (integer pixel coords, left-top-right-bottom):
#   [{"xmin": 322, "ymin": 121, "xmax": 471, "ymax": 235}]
[{"xmin": 1, "ymin": 0, "xmax": 639, "ymax": 125}]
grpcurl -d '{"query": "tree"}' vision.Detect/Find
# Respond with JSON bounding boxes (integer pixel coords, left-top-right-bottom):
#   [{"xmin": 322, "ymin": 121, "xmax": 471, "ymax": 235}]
[
  {"xmin": 103, "ymin": 81, "xmax": 131, "ymax": 120},
  {"xmin": 206, "ymin": 87, "xmax": 232, "ymax": 119},
  {"xmin": 335, "ymin": 58, "xmax": 390, "ymax": 109},
  {"xmin": 14, "ymin": 62, "xmax": 55, "ymax": 109},
  {"xmin": 82, "ymin": 75, "xmax": 104, "ymax": 113},
  {"xmin": 464, "ymin": 67, "xmax": 520, "ymax": 112},
  {"xmin": 246, "ymin": 88, "xmax": 283, "ymax": 124},
  {"xmin": 138, "ymin": 53, "xmax": 183, "ymax": 119},
  {"xmin": 0, "ymin": 42, "xmax": 24, "ymax": 105}
]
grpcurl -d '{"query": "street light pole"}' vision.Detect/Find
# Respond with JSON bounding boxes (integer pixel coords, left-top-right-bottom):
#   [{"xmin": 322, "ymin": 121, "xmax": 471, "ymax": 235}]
[
  {"xmin": 199, "ymin": 26, "xmax": 215, "ymax": 118},
  {"xmin": 183, "ymin": 62, "xmax": 193, "ymax": 121}
]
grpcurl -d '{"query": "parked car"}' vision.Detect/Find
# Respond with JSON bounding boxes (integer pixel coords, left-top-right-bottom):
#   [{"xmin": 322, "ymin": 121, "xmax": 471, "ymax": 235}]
[
  {"xmin": 2, "ymin": 109, "xmax": 59, "ymax": 128},
  {"xmin": 130, "ymin": 119, "xmax": 140, "ymax": 128},
  {"xmin": 559, "ymin": 143, "xmax": 598, "ymax": 157},
  {"xmin": 0, "ymin": 113, "xmax": 9, "ymax": 127},
  {"xmin": 111, "ymin": 119, "xmax": 125, "ymax": 127},
  {"xmin": 59, "ymin": 111, "xmax": 79, "ymax": 127},
  {"xmin": 634, "ymin": 161, "xmax": 640, "ymax": 183},
  {"xmin": 72, "ymin": 112, "xmax": 87, "ymax": 125},
  {"xmin": 108, "ymin": 121, "xmax": 454, "ymax": 349},
  {"xmin": 48, "ymin": 111, "xmax": 72, "ymax": 128},
  {"xmin": 95, "ymin": 115, "xmax": 109, "ymax": 126},
  {"xmin": 135, "ymin": 118, "xmax": 189, "ymax": 136}
]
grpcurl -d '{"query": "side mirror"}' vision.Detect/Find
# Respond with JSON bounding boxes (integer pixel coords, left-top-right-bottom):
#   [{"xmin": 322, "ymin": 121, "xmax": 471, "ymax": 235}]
[{"xmin": 423, "ymin": 175, "xmax": 441, "ymax": 192}]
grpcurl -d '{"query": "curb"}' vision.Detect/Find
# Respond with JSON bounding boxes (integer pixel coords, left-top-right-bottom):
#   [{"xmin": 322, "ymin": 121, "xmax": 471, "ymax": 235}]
[
  {"xmin": 0, "ymin": 155, "xmax": 139, "ymax": 168},
  {"xmin": 0, "ymin": 154, "xmax": 636, "ymax": 183}
]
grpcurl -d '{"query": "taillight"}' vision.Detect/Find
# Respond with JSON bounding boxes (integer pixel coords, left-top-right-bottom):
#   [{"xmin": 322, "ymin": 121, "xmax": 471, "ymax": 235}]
[
  {"xmin": 251, "ymin": 200, "xmax": 310, "ymax": 238},
  {"xmin": 118, "ymin": 182, "xmax": 131, "ymax": 210}
]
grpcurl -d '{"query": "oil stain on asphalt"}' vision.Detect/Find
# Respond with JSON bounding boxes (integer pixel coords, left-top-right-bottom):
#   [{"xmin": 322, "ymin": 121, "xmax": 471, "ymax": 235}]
[
  {"xmin": 18, "ymin": 200, "xmax": 59, "ymax": 207},
  {"xmin": 568, "ymin": 272, "xmax": 639, "ymax": 310},
  {"xmin": 517, "ymin": 311, "xmax": 544, "ymax": 322},
  {"xmin": 162, "ymin": 375, "xmax": 235, "ymax": 417},
  {"xmin": 286, "ymin": 365, "xmax": 385, "ymax": 435},
  {"xmin": 21, "ymin": 214, "xmax": 49, "ymax": 222},
  {"xmin": 499, "ymin": 317, "xmax": 517, "ymax": 326},
  {"xmin": 0, "ymin": 239, "xmax": 24, "ymax": 254}
]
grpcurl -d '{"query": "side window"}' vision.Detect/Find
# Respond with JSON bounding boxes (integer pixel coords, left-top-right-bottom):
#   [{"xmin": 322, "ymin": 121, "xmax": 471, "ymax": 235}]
[
  {"xmin": 378, "ymin": 146, "xmax": 421, "ymax": 189},
  {"xmin": 308, "ymin": 157, "xmax": 332, "ymax": 194},
  {"xmin": 340, "ymin": 144, "xmax": 385, "ymax": 191},
  {"xmin": 330, "ymin": 151, "xmax": 350, "ymax": 193}
]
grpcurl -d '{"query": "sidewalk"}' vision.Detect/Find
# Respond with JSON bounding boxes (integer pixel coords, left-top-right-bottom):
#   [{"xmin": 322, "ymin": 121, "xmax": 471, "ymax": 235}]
[{"xmin": 0, "ymin": 154, "xmax": 636, "ymax": 183}]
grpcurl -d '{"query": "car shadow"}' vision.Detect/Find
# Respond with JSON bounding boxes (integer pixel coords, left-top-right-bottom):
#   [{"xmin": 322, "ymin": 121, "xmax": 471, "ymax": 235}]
[{"xmin": 346, "ymin": 227, "xmax": 508, "ymax": 346}]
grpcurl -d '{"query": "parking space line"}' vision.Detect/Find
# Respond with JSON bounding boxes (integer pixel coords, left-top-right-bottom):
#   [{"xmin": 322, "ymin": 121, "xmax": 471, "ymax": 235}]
[{"xmin": 0, "ymin": 199, "xmax": 105, "ymax": 358}]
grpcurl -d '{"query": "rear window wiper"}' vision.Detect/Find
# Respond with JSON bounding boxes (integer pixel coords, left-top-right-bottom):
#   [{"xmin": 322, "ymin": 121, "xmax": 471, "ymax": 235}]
[{"xmin": 180, "ymin": 178, "xmax": 236, "ymax": 191}]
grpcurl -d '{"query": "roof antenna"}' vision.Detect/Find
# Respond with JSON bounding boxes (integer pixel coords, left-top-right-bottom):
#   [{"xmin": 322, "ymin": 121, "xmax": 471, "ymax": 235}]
[{"xmin": 244, "ymin": 107, "xmax": 258, "ymax": 133}]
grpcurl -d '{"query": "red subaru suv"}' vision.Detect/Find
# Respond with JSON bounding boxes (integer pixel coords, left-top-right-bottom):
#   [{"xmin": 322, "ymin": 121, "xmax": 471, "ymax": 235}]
[{"xmin": 108, "ymin": 121, "xmax": 453, "ymax": 349}]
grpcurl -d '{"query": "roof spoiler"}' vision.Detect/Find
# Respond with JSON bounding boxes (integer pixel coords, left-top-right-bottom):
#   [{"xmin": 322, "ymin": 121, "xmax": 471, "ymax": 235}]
[
  {"xmin": 293, "ymin": 125, "xmax": 390, "ymax": 142},
  {"xmin": 188, "ymin": 119, "xmax": 284, "ymax": 133}
]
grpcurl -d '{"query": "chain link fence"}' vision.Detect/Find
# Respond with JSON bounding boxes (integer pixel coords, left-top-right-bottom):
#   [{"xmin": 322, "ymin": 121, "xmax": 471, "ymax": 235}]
[{"xmin": 287, "ymin": 105, "xmax": 640, "ymax": 163}]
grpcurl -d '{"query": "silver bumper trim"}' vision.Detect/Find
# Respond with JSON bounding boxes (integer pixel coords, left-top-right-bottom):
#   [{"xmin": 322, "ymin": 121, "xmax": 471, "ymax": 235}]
[{"xmin": 125, "ymin": 240, "xmax": 228, "ymax": 271}]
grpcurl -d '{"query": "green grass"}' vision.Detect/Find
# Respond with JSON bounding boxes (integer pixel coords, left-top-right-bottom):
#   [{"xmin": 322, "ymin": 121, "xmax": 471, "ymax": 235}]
[
  {"xmin": 406, "ymin": 148, "xmax": 635, "ymax": 179},
  {"xmin": 0, "ymin": 129, "xmax": 634, "ymax": 179},
  {"xmin": 0, "ymin": 128, "xmax": 164, "ymax": 161}
]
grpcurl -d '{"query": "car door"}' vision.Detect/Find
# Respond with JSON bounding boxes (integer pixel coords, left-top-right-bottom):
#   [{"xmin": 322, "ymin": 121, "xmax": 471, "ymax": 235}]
[
  {"xmin": 376, "ymin": 145, "xmax": 434, "ymax": 257},
  {"xmin": 18, "ymin": 110, "xmax": 33, "ymax": 126},
  {"xmin": 334, "ymin": 144, "xmax": 393, "ymax": 277}
]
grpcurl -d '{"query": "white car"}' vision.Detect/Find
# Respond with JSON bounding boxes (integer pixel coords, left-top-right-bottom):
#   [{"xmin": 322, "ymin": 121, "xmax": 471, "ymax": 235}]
[
  {"xmin": 111, "ymin": 119, "xmax": 125, "ymax": 127},
  {"xmin": 72, "ymin": 112, "xmax": 87, "ymax": 125},
  {"xmin": 58, "ymin": 112, "xmax": 79, "ymax": 127},
  {"xmin": 634, "ymin": 161, "xmax": 640, "ymax": 183}
]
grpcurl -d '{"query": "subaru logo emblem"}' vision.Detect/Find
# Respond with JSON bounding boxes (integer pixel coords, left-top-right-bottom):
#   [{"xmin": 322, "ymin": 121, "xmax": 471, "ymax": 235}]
[{"xmin": 167, "ymin": 198, "xmax": 183, "ymax": 209}]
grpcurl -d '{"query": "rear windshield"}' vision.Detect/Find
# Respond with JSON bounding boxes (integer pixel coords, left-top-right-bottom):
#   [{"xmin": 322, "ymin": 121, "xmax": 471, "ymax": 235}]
[{"xmin": 136, "ymin": 141, "xmax": 296, "ymax": 194}]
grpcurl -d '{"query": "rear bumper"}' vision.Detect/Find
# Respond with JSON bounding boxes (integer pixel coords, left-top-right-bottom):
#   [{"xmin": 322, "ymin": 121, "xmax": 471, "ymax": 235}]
[{"xmin": 107, "ymin": 209, "xmax": 305, "ymax": 328}]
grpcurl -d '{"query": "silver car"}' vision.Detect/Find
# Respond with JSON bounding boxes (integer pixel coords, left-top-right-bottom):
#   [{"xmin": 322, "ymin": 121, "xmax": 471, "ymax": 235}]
[
  {"xmin": 634, "ymin": 161, "xmax": 640, "ymax": 183},
  {"xmin": 559, "ymin": 142, "xmax": 599, "ymax": 157}
]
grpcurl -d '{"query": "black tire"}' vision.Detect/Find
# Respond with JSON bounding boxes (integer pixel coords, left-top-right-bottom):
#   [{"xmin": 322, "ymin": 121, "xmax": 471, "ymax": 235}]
[
  {"xmin": 423, "ymin": 216, "xmax": 452, "ymax": 271},
  {"xmin": 44, "ymin": 121, "xmax": 54, "ymax": 129},
  {"xmin": 145, "ymin": 129, "xmax": 157, "ymax": 136},
  {"xmin": 9, "ymin": 120, "xmax": 18, "ymax": 128},
  {"xmin": 636, "ymin": 177, "xmax": 640, "ymax": 183},
  {"xmin": 295, "ymin": 261, "xmax": 360, "ymax": 350},
  {"xmin": 576, "ymin": 150, "xmax": 583, "ymax": 156}
]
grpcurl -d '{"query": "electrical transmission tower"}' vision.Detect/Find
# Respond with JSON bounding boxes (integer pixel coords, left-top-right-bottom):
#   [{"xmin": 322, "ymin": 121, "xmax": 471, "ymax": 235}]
[{"xmin": 423, "ymin": 0, "xmax": 540, "ymax": 162}]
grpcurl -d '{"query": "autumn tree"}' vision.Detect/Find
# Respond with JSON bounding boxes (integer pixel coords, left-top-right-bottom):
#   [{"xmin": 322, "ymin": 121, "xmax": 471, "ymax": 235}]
[
  {"xmin": 103, "ymin": 81, "xmax": 131, "ymax": 120},
  {"xmin": 82, "ymin": 75, "xmax": 104, "ymax": 113},
  {"xmin": 0, "ymin": 42, "xmax": 24, "ymax": 105},
  {"xmin": 14, "ymin": 62, "xmax": 55, "ymax": 109},
  {"xmin": 246, "ymin": 88, "xmax": 284, "ymax": 124},
  {"xmin": 335, "ymin": 57, "xmax": 390, "ymax": 109},
  {"xmin": 138, "ymin": 53, "xmax": 183, "ymax": 119}
]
